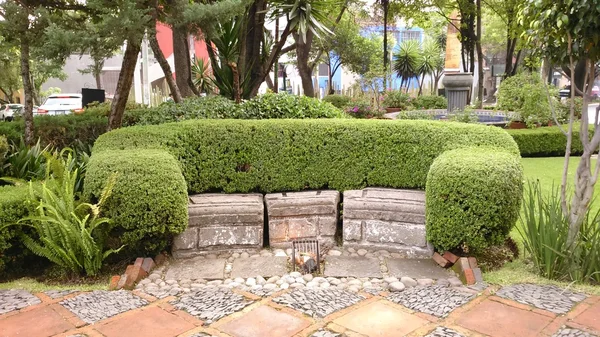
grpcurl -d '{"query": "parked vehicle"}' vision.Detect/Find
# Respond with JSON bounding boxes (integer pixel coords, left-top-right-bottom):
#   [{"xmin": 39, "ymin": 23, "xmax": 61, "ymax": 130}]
[
  {"xmin": 0, "ymin": 104, "xmax": 23, "ymax": 121},
  {"xmin": 35, "ymin": 94, "xmax": 83, "ymax": 116},
  {"xmin": 592, "ymin": 86, "xmax": 599, "ymax": 99},
  {"xmin": 559, "ymin": 85, "xmax": 600, "ymax": 98}
]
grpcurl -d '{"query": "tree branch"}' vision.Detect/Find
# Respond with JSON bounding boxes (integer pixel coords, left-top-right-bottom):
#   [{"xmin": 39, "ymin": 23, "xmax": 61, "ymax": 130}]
[
  {"xmin": 308, "ymin": 0, "xmax": 349, "ymax": 70},
  {"xmin": 280, "ymin": 43, "xmax": 297, "ymax": 55}
]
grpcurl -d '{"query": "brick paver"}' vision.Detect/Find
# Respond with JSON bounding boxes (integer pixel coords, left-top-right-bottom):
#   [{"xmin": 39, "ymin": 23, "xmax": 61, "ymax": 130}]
[
  {"xmin": 0, "ymin": 305, "xmax": 74, "ymax": 337},
  {"xmin": 456, "ymin": 299, "xmax": 554, "ymax": 337},
  {"xmin": 572, "ymin": 301, "xmax": 600, "ymax": 332},
  {"xmin": 334, "ymin": 300, "xmax": 428, "ymax": 337},
  {"xmin": 95, "ymin": 306, "xmax": 196, "ymax": 337},
  {"xmin": 218, "ymin": 305, "xmax": 311, "ymax": 337}
]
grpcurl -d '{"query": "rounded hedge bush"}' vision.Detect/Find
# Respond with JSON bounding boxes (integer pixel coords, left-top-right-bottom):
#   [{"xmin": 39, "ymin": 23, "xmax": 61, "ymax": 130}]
[
  {"xmin": 426, "ymin": 148, "xmax": 523, "ymax": 252},
  {"xmin": 84, "ymin": 150, "xmax": 188, "ymax": 255},
  {"xmin": 239, "ymin": 92, "xmax": 344, "ymax": 119}
]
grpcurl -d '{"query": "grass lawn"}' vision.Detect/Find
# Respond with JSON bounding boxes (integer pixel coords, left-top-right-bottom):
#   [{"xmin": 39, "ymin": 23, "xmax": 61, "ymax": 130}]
[{"xmin": 485, "ymin": 156, "xmax": 600, "ymax": 295}]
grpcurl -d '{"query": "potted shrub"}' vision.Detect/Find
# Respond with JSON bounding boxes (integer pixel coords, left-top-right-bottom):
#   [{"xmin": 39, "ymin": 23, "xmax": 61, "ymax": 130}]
[{"xmin": 382, "ymin": 91, "xmax": 411, "ymax": 113}]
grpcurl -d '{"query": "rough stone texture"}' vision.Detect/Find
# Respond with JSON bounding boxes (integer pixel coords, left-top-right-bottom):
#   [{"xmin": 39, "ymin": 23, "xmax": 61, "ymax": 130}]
[
  {"xmin": 164, "ymin": 257, "xmax": 226, "ymax": 280},
  {"xmin": 424, "ymin": 327, "xmax": 466, "ymax": 337},
  {"xmin": 495, "ymin": 284, "xmax": 586, "ymax": 314},
  {"xmin": 273, "ymin": 288, "xmax": 365, "ymax": 318},
  {"xmin": 60, "ymin": 290, "xmax": 147, "ymax": 324},
  {"xmin": 230, "ymin": 256, "xmax": 288, "ymax": 278},
  {"xmin": 265, "ymin": 191, "xmax": 339, "ymax": 248},
  {"xmin": 44, "ymin": 290, "xmax": 78, "ymax": 299},
  {"xmin": 170, "ymin": 288, "xmax": 253, "ymax": 324},
  {"xmin": 0, "ymin": 289, "xmax": 41, "ymax": 314},
  {"xmin": 173, "ymin": 194, "xmax": 264, "ymax": 257},
  {"xmin": 386, "ymin": 259, "xmax": 454, "ymax": 280},
  {"xmin": 324, "ymin": 256, "xmax": 382, "ymax": 278},
  {"xmin": 310, "ymin": 329, "xmax": 345, "ymax": 337},
  {"xmin": 552, "ymin": 328, "xmax": 597, "ymax": 337},
  {"xmin": 189, "ymin": 334, "xmax": 219, "ymax": 337},
  {"xmin": 387, "ymin": 285, "xmax": 475, "ymax": 317},
  {"xmin": 343, "ymin": 188, "xmax": 433, "ymax": 258}
]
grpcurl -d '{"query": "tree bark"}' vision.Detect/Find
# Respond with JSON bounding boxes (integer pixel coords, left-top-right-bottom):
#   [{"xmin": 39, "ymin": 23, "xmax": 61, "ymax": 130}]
[
  {"xmin": 173, "ymin": 26, "xmax": 194, "ymax": 97},
  {"xmin": 295, "ymin": 31, "xmax": 315, "ymax": 97},
  {"xmin": 108, "ymin": 40, "xmax": 141, "ymax": 131},
  {"xmin": 20, "ymin": 38, "xmax": 34, "ymax": 145},
  {"xmin": 229, "ymin": 61, "xmax": 241, "ymax": 103},
  {"xmin": 149, "ymin": 30, "xmax": 182, "ymax": 103},
  {"xmin": 243, "ymin": 0, "xmax": 267, "ymax": 96},
  {"xmin": 475, "ymin": 0, "xmax": 484, "ymax": 108},
  {"xmin": 95, "ymin": 67, "xmax": 103, "ymax": 90},
  {"xmin": 248, "ymin": 24, "xmax": 292, "ymax": 97},
  {"xmin": 382, "ymin": 0, "xmax": 388, "ymax": 90}
]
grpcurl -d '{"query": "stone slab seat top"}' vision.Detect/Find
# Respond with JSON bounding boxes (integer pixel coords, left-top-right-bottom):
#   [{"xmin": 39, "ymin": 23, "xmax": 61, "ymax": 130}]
[
  {"xmin": 165, "ymin": 257, "xmax": 226, "ymax": 280},
  {"xmin": 324, "ymin": 256, "xmax": 382, "ymax": 278},
  {"xmin": 386, "ymin": 259, "xmax": 455, "ymax": 280},
  {"xmin": 172, "ymin": 194, "xmax": 264, "ymax": 257},
  {"xmin": 343, "ymin": 188, "xmax": 433, "ymax": 258},
  {"xmin": 265, "ymin": 190, "xmax": 339, "ymax": 248},
  {"xmin": 230, "ymin": 256, "xmax": 288, "ymax": 278}
]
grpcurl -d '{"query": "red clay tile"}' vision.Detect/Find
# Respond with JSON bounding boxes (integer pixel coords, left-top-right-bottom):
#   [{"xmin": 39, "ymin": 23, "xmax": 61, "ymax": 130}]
[
  {"xmin": 334, "ymin": 301, "xmax": 427, "ymax": 337},
  {"xmin": 218, "ymin": 305, "xmax": 310, "ymax": 337},
  {"xmin": 457, "ymin": 299, "xmax": 553, "ymax": 337},
  {"xmin": 95, "ymin": 306, "xmax": 195, "ymax": 337},
  {"xmin": 443, "ymin": 251, "xmax": 460, "ymax": 264},
  {"xmin": 0, "ymin": 306, "xmax": 74, "ymax": 337},
  {"xmin": 573, "ymin": 300, "xmax": 600, "ymax": 332},
  {"xmin": 433, "ymin": 252, "xmax": 451, "ymax": 268}
]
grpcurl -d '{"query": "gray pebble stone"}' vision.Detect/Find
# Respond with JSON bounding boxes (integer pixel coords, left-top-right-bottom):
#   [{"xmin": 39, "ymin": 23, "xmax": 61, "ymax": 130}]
[
  {"xmin": 400, "ymin": 277, "xmax": 418, "ymax": 287},
  {"xmin": 303, "ymin": 274, "xmax": 314, "ymax": 282},
  {"xmin": 389, "ymin": 282, "xmax": 406, "ymax": 292},
  {"xmin": 357, "ymin": 249, "xmax": 368, "ymax": 256}
]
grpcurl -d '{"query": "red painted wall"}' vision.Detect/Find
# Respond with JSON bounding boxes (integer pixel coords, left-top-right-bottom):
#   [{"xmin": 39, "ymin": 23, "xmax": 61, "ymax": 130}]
[{"xmin": 155, "ymin": 22, "xmax": 209, "ymax": 76}]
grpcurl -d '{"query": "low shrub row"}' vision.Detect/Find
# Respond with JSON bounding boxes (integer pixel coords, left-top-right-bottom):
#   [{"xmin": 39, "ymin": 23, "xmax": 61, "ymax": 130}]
[
  {"xmin": 88, "ymin": 119, "xmax": 522, "ymax": 254},
  {"xmin": 506, "ymin": 126, "xmax": 588, "ymax": 157},
  {"xmin": 426, "ymin": 148, "xmax": 523, "ymax": 251}
]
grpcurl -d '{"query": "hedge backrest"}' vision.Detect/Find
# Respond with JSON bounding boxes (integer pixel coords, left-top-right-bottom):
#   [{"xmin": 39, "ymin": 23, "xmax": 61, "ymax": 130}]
[{"xmin": 93, "ymin": 119, "xmax": 519, "ymax": 193}]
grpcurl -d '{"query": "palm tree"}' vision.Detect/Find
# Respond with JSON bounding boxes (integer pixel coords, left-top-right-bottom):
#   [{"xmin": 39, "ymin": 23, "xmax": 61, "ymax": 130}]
[
  {"xmin": 417, "ymin": 39, "xmax": 444, "ymax": 96},
  {"xmin": 393, "ymin": 40, "xmax": 420, "ymax": 92}
]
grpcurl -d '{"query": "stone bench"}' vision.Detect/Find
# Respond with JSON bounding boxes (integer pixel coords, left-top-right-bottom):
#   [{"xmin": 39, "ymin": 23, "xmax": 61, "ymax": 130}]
[
  {"xmin": 265, "ymin": 191, "xmax": 339, "ymax": 249},
  {"xmin": 172, "ymin": 194, "xmax": 264, "ymax": 258},
  {"xmin": 343, "ymin": 188, "xmax": 433, "ymax": 258}
]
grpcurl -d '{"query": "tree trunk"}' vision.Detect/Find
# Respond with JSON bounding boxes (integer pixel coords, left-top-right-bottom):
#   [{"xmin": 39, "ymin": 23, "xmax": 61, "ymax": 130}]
[
  {"xmin": 418, "ymin": 73, "xmax": 425, "ymax": 96},
  {"xmin": 328, "ymin": 60, "xmax": 334, "ymax": 95},
  {"xmin": 149, "ymin": 30, "xmax": 182, "ymax": 103},
  {"xmin": 475, "ymin": 0, "xmax": 483, "ymax": 108},
  {"xmin": 229, "ymin": 61, "xmax": 241, "ymax": 103},
  {"xmin": 108, "ymin": 39, "xmax": 142, "ymax": 131},
  {"xmin": 244, "ymin": 0, "xmax": 267, "ymax": 96},
  {"xmin": 173, "ymin": 26, "xmax": 194, "ymax": 97},
  {"xmin": 95, "ymin": 67, "xmax": 103, "ymax": 90},
  {"xmin": 20, "ymin": 38, "xmax": 34, "ymax": 145},
  {"xmin": 295, "ymin": 31, "xmax": 315, "ymax": 97},
  {"xmin": 274, "ymin": 17, "xmax": 279, "ymax": 93},
  {"xmin": 383, "ymin": 0, "xmax": 388, "ymax": 90}
]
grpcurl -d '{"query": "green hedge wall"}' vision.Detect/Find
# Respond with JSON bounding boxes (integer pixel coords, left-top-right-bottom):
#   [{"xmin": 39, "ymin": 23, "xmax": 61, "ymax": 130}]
[
  {"xmin": 84, "ymin": 150, "xmax": 188, "ymax": 255},
  {"xmin": 0, "ymin": 184, "xmax": 32, "ymax": 274},
  {"xmin": 93, "ymin": 119, "xmax": 520, "ymax": 193},
  {"xmin": 426, "ymin": 148, "xmax": 523, "ymax": 252},
  {"xmin": 506, "ymin": 126, "xmax": 588, "ymax": 157}
]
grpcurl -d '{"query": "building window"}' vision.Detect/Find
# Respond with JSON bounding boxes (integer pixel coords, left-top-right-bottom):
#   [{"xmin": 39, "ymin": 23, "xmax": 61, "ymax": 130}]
[
  {"xmin": 318, "ymin": 64, "xmax": 328, "ymax": 77},
  {"xmin": 401, "ymin": 30, "xmax": 421, "ymax": 42}
]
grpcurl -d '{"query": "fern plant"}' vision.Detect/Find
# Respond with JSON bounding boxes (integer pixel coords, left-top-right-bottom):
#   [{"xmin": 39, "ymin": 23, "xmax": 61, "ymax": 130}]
[{"xmin": 4, "ymin": 150, "xmax": 121, "ymax": 276}]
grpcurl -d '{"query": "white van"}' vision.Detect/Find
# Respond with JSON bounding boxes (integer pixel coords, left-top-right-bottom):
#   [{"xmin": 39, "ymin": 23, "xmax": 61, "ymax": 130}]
[{"xmin": 36, "ymin": 94, "xmax": 83, "ymax": 116}]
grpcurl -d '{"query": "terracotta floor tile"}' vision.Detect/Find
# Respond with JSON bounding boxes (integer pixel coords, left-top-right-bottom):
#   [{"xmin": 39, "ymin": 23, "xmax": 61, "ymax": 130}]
[
  {"xmin": 218, "ymin": 305, "xmax": 311, "ymax": 337},
  {"xmin": 333, "ymin": 300, "xmax": 428, "ymax": 337},
  {"xmin": 456, "ymin": 299, "xmax": 553, "ymax": 337},
  {"xmin": 0, "ymin": 306, "xmax": 74, "ymax": 337},
  {"xmin": 573, "ymin": 301, "xmax": 600, "ymax": 332},
  {"xmin": 95, "ymin": 307, "xmax": 195, "ymax": 337}
]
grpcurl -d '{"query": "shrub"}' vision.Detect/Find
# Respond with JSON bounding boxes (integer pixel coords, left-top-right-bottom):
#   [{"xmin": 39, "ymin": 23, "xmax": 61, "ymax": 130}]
[
  {"xmin": 239, "ymin": 92, "xmax": 344, "ymax": 119},
  {"xmin": 506, "ymin": 126, "xmax": 588, "ymax": 157},
  {"xmin": 93, "ymin": 119, "xmax": 520, "ymax": 194},
  {"xmin": 0, "ymin": 184, "xmax": 32, "ymax": 274},
  {"xmin": 555, "ymin": 97, "xmax": 584, "ymax": 123},
  {"xmin": 449, "ymin": 107, "xmax": 479, "ymax": 123},
  {"xmin": 322, "ymin": 94, "xmax": 352, "ymax": 109},
  {"xmin": 346, "ymin": 99, "xmax": 385, "ymax": 118},
  {"xmin": 0, "ymin": 135, "xmax": 7, "ymax": 175},
  {"xmin": 0, "ymin": 113, "xmax": 108, "ymax": 149},
  {"xmin": 11, "ymin": 152, "xmax": 120, "ymax": 276},
  {"xmin": 397, "ymin": 111, "xmax": 434, "ymax": 120},
  {"xmin": 426, "ymin": 148, "xmax": 523, "ymax": 252},
  {"xmin": 3, "ymin": 139, "xmax": 50, "ymax": 182},
  {"xmin": 84, "ymin": 149, "xmax": 188, "ymax": 255},
  {"xmin": 497, "ymin": 72, "xmax": 556, "ymax": 127},
  {"xmin": 123, "ymin": 96, "xmax": 239, "ymax": 126},
  {"xmin": 411, "ymin": 95, "xmax": 447, "ymax": 109},
  {"xmin": 382, "ymin": 91, "xmax": 411, "ymax": 109}
]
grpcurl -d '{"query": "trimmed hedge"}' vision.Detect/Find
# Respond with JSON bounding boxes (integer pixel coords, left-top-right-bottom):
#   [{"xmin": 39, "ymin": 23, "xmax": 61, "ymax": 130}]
[
  {"xmin": 0, "ymin": 184, "xmax": 31, "ymax": 274},
  {"xmin": 506, "ymin": 126, "xmax": 588, "ymax": 157},
  {"xmin": 93, "ymin": 119, "xmax": 520, "ymax": 193},
  {"xmin": 84, "ymin": 150, "xmax": 188, "ymax": 255},
  {"xmin": 426, "ymin": 148, "xmax": 523, "ymax": 252},
  {"xmin": 0, "ymin": 114, "xmax": 108, "ymax": 149}
]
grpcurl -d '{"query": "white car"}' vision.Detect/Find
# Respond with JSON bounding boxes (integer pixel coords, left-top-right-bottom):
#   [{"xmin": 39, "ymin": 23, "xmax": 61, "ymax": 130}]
[
  {"xmin": 0, "ymin": 104, "xmax": 23, "ymax": 121},
  {"xmin": 36, "ymin": 94, "xmax": 83, "ymax": 116}
]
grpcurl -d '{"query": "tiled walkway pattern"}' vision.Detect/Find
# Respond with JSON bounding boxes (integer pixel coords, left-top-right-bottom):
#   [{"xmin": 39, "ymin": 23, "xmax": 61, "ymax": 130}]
[{"xmin": 0, "ymin": 283, "xmax": 598, "ymax": 337}]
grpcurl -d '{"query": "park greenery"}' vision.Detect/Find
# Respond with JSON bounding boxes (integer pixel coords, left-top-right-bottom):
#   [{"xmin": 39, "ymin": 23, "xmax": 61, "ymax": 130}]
[{"xmin": 0, "ymin": 0, "xmax": 599, "ymax": 286}]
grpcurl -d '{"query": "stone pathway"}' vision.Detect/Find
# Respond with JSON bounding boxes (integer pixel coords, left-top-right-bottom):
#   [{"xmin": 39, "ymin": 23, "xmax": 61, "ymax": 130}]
[{"xmin": 0, "ymin": 280, "xmax": 599, "ymax": 337}]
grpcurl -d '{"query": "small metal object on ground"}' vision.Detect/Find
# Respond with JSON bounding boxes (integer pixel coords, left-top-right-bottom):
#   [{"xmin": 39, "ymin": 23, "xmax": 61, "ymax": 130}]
[{"xmin": 292, "ymin": 239, "xmax": 321, "ymax": 274}]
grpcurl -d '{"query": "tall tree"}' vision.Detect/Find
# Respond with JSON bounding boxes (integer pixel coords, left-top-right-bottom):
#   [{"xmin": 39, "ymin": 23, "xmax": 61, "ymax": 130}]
[{"xmin": 0, "ymin": 43, "xmax": 21, "ymax": 103}]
